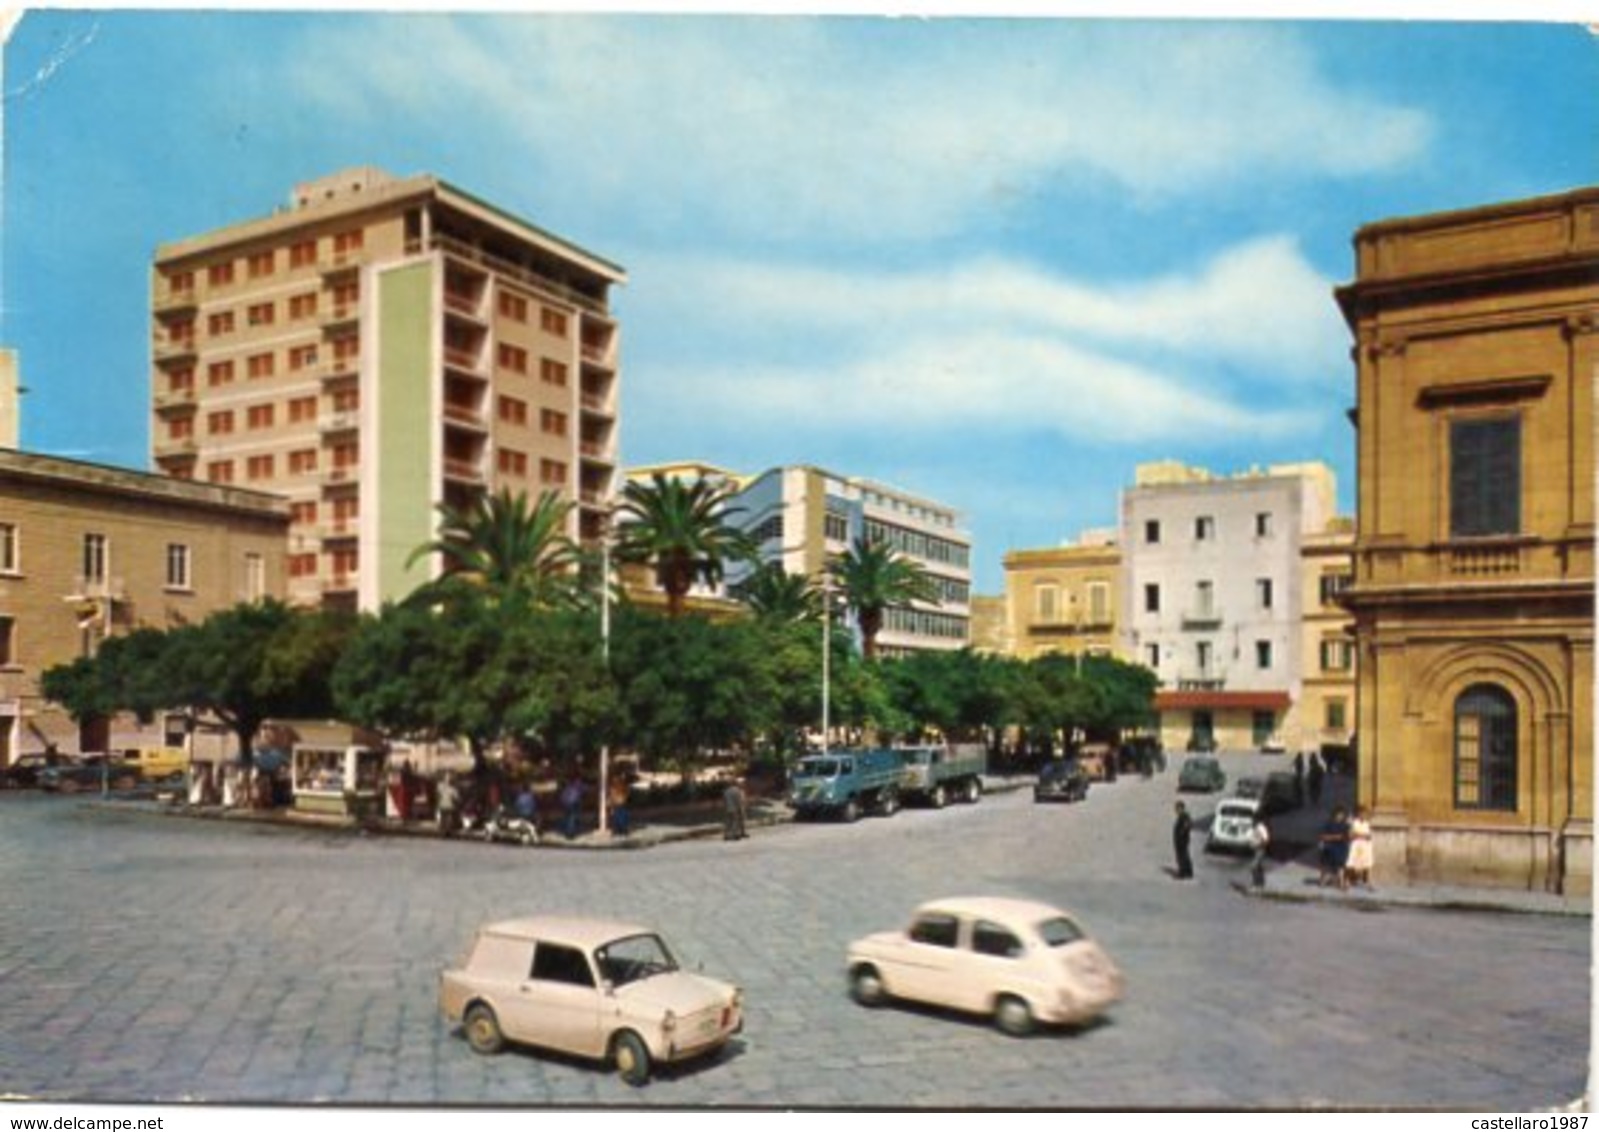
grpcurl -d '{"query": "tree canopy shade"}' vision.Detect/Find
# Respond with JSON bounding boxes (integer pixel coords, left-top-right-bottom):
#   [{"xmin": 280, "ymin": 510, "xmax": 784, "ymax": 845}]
[
  {"xmin": 829, "ymin": 535, "xmax": 940, "ymax": 661},
  {"xmin": 733, "ymin": 561, "xmax": 823, "ymax": 625},
  {"xmin": 406, "ymin": 487, "xmax": 584, "ymax": 609},
  {"xmin": 332, "ymin": 589, "xmax": 616, "ymax": 771},
  {"xmin": 614, "ymin": 472, "xmax": 757, "ymax": 618},
  {"xmin": 40, "ymin": 602, "xmax": 353, "ymax": 768}
]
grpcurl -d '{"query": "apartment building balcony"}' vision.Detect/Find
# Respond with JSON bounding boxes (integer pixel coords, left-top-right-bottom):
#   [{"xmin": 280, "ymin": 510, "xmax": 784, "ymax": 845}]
[
  {"xmin": 1180, "ymin": 607, "xmax": 1225, "ymax": 630},
  {"xmin": 444, "ymin": 290, "xmax": 487, "ymax": 327},
  {"xmin": 321, "ymin": 573, "xmax": 358, "ymax": 597},
  {"xmin": 319, "ymin": 409, "xmax": 360, "ymax": 436},
  {"xmin": 1028, "ymin": 616, "xmax": 1115, "ymax": 637},
  {"xmin": 152, "ymin": 286, "xmax": 199, "ymax": 316},
  {"xmin": 443, "ymin": 401, "xmax": 488, "ymax": 434},
  {"xmin": 154, "ymin": 388, "xmax": 198, "ymax": 415},
  {"xmin": 431, "ymin": 232, "xmax": 608, "ymax": 317},
  {"xmin": 152, "ymin": 337, "xmax": 198, "ymax": 366},
  {"xmin": 579, "ymin": 439, "xmax": 615, "ymax": 464},
  {"xmin": 324, "ymin": 465, "xmax": 359, "ymax": 486},
  {"xmin": 318, "ymin": 250, "xmax": 365, "ymax": 277},
  {"xmin": 444, "ymin": 457, "xmax": 485, "ymax": 486},
  {"xmin": 580, "ymin": 383, "xmax": 616, "ymax": 419},
  {"xmin": 319, "ymin": 304, "xmax": 360, "ymax": 333},
  {"xmin": 153, "ymin": 436, "xmax": 198, "ymax": 461},
  {"xmin": 319, "ymin": 356, "xmax": 361, "ymax": 386},
  {"xmin": 443, "ymin": 345, "xmax": 488, "ymax": 379},
  {"xmin": 320, "ymin": 519, "xmax": 359, "ymax": 543}
]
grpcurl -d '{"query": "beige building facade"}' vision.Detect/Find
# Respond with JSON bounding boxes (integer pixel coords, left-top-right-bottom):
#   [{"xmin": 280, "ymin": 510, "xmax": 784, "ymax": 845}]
[
  {"xmin": 1294, "ymin": 520, "xmax": 1357, "ymax": 756},
  {"xmin": 151, "ymin": 167, "xmax": 625, "ymax": 610},
  {"xmin": 0, "ymin": 449, "xmax": 289, "ymax": 762},
  {"xmin": 1336, "ymin": 187, "xmax": 1595, "ymax": 894},
  {"xmin": 1001, "ymin": 531, "xmax": 1122, "ymax": 662}
]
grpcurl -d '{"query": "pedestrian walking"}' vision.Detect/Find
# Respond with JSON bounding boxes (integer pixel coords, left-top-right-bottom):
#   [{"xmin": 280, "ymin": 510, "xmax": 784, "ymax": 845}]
[
  {"xmin": 436, "ymin": 772, "xmax": 459, "ymax": 839},
  {"xmin": 1319, "ymin": 805, "xmax": 1351, "ymax": 889},
  {"xmin": 1293, "ymin": 751, "xmax": 1306, "ymax": 808},
  {"xmin": 1172, "ymin": 801, "xmax": 1194, "ymax": 879},
  {"xmin": 1346, "ymin": 805, "xmax": 1374, "ymax": 888},
  {"xmin": 723, "ymin": 778, "xmax": 748, "ymax": 841},
  {"xmin": 608, "ymin": 772, "xmax": 632, "ymax": 837},
  {"xmin": 559, "ymin": 772, "xmax": 584, "ymax": 840},
  {"xmin": 1249, "ymin": 813, "xmax": 1271, "ymax": 888},
  {"xmin": 1308, "ymin": 753, "xmax": 1325, "ymax": 806}
]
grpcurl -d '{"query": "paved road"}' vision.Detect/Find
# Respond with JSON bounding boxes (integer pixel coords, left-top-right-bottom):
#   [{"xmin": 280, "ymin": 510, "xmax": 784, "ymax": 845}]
[{"xmin": 0, "ymin": 756, "xmax": 1587, "ymax": 1110}]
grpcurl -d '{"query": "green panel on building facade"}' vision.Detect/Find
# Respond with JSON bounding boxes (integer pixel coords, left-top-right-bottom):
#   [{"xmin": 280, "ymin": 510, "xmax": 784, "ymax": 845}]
[{"xmin": 375, "ymin": 262, "xmax": 437, "ymax": 605}]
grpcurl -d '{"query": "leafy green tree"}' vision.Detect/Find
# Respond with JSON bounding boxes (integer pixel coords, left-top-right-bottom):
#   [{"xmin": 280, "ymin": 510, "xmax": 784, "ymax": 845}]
[
  {"xmin": 407, "ymin": 487, "xmax": 583, "ymax": 608},
  {"xmin": 607, "ymin": 608, "xmax": 777, "ymax": 780},
  {"xmin": 333, "ymin": 590, "xmax": 615, "ymax": 773},
  {"xmin": 614, "ymin": 472, "xmax": 756, "ymax": 618},
  {"xmin": 733, "ymin": 561, "xmax": 822, "ymax": 624},
  {"xmin": 161, "ymin": 601, "xmax": 353, "ymax": 770},
  {"xmin": 830, "ymin": 535, "xmax": 939, "ymax": 661},
  {"xmin": 881, "ymin": 648, "xmax": 1016, "ymax": 744},
  {"xmin": 40, "ymin": 627, "xmax": 175, "ymax": 733}
]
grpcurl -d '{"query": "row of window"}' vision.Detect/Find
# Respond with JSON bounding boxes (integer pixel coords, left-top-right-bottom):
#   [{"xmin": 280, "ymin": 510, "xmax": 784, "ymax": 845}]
[
  {"xmin": 1143, "ymin": 510, "xmax": 1274, "ymax": 546},
  {"xmin": 163, "ymin": 230, "xmax": 365, "ymax": 295},
  {"xmin": 882, "ymin": 606, "xmax": 968, "ymax": 641},
  {"xmin": 1146, "ymin": 639, "xmax": 1279, "ymax": 672},
  {"xmin": 1034, "ymin": 581, "xmax": 1112, "ymax": 625},
  {"xmin": 495, "ymin": 451, "xmax": 569, "ymax": 485},
  {"xmin": 200, "ymin": 441, "xmax": 358, "ymax": 486},
  {"xmin": 0, "ymin": 522, "xmax": 267, "ymax": 608},
  {"xmin": 1139, "ymin": 578, "xmax": 1275, "ymax": 615},
  {"xmin": 864, "ymin": 519, "xmax": 971, "ymax": 570}
]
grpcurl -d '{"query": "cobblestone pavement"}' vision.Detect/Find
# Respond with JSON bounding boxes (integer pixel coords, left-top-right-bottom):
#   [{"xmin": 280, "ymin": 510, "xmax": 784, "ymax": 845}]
[{"xmin": 0, "ymin": 755, "xmax": 1588, "ymax": 1110}]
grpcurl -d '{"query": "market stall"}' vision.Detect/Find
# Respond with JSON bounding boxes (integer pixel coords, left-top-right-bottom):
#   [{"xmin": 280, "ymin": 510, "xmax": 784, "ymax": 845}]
[{"xmin": 291, "ymin": 745, "xmax": 386, "ymax": 817}]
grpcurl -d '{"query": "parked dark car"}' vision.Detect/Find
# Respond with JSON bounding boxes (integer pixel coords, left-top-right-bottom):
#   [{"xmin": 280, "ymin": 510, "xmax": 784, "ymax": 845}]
[
  {"xmin": 1256, "ymin": 771, "xmax": 1299, "ymax": 818},
  {"xmin": 39, "ymin": 756, "xmax": 139, "ymax": 794},
  {"xmin": 2, "ymin": 751, "xmax": 77, "ymax": 789},
  {"xmin": 1034, "ymin": 759, "xmax": 1090, "ymax": 803},
  {"xmin": 1186, "ymin": 734, "xmax": 1218, "ymax": 754},
  {"xmin": 1177, "ymin": 756, "xmax": 1226, "ymax": 793}
]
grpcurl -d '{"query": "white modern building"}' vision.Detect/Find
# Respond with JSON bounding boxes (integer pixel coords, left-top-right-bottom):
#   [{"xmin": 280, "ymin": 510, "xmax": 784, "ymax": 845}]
[
  {"xmin": 1120, "ymin": 461, "xmax": 1339, "ymax": 751},
  {"xmin": 727, "ymin": 465, "xmax": 973, "ymax": 656}
]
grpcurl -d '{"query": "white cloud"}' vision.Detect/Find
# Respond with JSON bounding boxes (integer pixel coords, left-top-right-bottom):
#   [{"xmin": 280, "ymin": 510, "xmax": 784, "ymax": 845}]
[
  {"xmin": 631, "ymin": 233, "xmax": 1348, "ymax": 384},
  {"xmin": 281, "ymin": 16, "xmax": 1431, "ymax": 243}
]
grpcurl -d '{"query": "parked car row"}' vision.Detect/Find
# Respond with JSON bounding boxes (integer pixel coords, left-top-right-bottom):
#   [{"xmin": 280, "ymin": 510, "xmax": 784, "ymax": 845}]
[
  {"xmin": 3, "ymin": 749, "xmax": 188, "ymax": 793},
  {"xmin": 440, "ymin": 897, "xmax": 1124, "ymax": 1086}
]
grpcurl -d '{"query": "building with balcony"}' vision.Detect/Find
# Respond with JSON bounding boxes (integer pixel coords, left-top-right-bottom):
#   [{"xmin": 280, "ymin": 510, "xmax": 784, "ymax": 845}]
[
  {"xmin": 1296, "ymin": 518, "xmax": 1357, "ymax": 757},
  {"xmin": 1120, "ymin": 460, "xmax": 1339, "ymax": 751},
  {"xmin": 150, "ymin": 167, "xmax": 625, "ymax": 610},
  {"xmin": 1002, "ymin": 530, "xmax": 1122, "ymax": 662},
  {"xmin": 1335, "ymin": 187, "xmax": 1595, "ymax": 894},
  {"xmin": 0, "ymin": 448, "xmax": 288, "ymax": 763},
  {"xmin": 728, "ymin": 465, "xmax": 972, "ymax": 656}
]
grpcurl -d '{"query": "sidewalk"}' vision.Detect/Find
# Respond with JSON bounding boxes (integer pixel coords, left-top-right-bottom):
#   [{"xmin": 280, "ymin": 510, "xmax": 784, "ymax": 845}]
[{"xmin": 1239, "ymin": 864, "xmax": 1592, "ymax": 917}]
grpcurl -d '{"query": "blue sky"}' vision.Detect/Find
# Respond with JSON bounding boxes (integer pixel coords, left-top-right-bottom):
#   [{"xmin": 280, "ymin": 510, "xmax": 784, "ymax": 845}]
[{"xmin": 4, "ymin": 10, "xmax": 1596, "ymax": 592}]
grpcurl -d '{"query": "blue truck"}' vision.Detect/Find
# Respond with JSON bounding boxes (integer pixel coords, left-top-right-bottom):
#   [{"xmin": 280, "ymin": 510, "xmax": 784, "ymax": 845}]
[{"xmin": 788, "ymin": 749, "xmax": 907, "ymax": 822}]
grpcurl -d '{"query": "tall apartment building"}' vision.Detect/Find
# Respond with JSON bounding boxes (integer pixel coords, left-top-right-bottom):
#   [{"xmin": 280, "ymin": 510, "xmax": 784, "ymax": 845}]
[
  {"xmin": 724, "ymin": 465, "xmax": 973, "ymax": 656},
  {"xmin": 0, "ymin": 448, "xmax": 288, "ymax": 762},
  {"xmin": 1001, "ymin": 529, "xmax": 1122, "ymax": 662},
  {"xmin": 1120, "ymin": 460, "xmax": 1338, "ymax": 752},
  {"xmin": 150, "ymin": 167, "xmax": 626, "ymax": 610},
  {"xmin": 1336, "ymin": 187, "xmax": 1594, "ymax": 894}
]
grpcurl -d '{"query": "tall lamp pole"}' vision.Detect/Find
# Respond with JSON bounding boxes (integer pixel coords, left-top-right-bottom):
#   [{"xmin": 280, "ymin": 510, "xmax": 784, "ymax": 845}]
[
  {"xmin": 821, "ymin": 568, "xmax": 831, "ymax": 757},
  {"xmin": 598, "ymin": 524, "xmax": 612, "ymax": 836}
]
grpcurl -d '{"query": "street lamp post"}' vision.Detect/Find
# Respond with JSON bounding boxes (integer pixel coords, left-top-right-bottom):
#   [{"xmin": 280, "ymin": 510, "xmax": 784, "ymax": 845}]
[
  {"xmin": 598, "ymin": 526, "xmax": 612, "ymax": 837},
  {"xmin": 821, "ymin": 569, "xmax": 831, "ymax": 757}
]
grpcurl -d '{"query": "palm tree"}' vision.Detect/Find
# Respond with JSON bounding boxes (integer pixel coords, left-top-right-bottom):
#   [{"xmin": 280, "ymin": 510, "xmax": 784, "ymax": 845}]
[
  {"xmin": 614, "ymin": 472, "xmax": 756, "ymax": 618},
  {"xmin": 831, "ymin": 535, "xmax": 939, "ymax": 661},
  {"xmin": 406, "ymin": 488, "xmax": 583, "ymax": 608},
  {"xmin": 734, "ymin": 561, "xmax": 823, "ymax": 624}
]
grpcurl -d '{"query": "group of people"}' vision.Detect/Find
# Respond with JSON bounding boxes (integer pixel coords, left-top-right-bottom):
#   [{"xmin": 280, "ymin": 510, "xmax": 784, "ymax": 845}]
[
  {"xmin": 1172, "ymin": 797, "xmax": 1374, "ymax": 891},
  {"xmin": 432, "ymin": 768, "xmax": 637, "ymax": 841},
  {"xmin": 1318, "ymin": 804, "xmax": 1375, "ymax": 890}
]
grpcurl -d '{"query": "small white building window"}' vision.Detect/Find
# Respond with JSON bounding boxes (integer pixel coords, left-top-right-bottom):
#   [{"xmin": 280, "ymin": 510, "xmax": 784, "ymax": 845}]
[{"xmin": 166, "ymin": 543, "xmax": 193, "ymax": 591}]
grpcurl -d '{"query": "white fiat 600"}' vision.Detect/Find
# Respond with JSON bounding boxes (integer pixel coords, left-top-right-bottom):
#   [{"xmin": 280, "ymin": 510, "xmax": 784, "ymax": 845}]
[{"xmin": 847, "ymin": 896, "xmax": 1123, "ymax": 1036}]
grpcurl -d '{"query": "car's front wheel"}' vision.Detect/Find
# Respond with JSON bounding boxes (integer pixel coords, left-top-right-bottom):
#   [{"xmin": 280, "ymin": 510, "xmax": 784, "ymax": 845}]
[
  {"xmin": 849, "ymin": 963, "xmax": 887, "ymax": 1007},
  {"xmin": 612, "ymin": 1029, "xmax": 652, "ymax": 1087},
  {"xmin": 463, "ymin": 1004, "xmax": 505, "ymax": 1055},
  {"xmin": 993, "ymin": 994, "xmax": 1035, "ymax": 1038}
]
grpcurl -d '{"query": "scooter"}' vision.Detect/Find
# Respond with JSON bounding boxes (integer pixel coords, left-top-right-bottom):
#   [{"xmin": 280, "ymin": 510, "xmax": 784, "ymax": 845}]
[{"xmin": 478, "ymin": 805, "xmax": 541, "ymax": 847}]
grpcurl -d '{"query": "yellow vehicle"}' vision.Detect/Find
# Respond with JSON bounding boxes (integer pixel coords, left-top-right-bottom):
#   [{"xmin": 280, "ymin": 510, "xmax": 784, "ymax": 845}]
[{"xmin": 118, "ymin": 747, "xmax": 188, "ymax": 780}]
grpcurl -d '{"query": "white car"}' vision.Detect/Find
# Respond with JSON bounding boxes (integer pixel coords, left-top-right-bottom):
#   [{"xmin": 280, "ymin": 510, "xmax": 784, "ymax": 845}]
[
  {"xmin": 1206, "ymin": 797, "xmax": 1262, "ymax": 854},
  {"xmin": 846, "ymin": 896, "xmax": 1123, "ymax": 1036},
  {"xmin": 438, "ymin": 916, "xmax": 744, "ymax": 1085}
]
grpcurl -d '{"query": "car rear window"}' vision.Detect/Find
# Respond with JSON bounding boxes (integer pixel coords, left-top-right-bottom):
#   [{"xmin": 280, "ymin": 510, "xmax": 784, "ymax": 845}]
[
  {"xmin": 531, "ymin": 943, "xmax": 596, "ymax": 988},
  {"xmin": 1036, "ymin": 916, "xmax": 1086, "ymax": 948}
]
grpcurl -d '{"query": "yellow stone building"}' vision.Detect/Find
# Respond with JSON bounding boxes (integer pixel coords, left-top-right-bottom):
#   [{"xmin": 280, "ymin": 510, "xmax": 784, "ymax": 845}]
[
  {"xmin": 0, "ymin": 448, "xmax": 289, "ymax": 762},
  {"xmin": 1001, "ymin": 532, "xmax": 1122, "ymax": 662},
  {"xmin": 1294, "ymin": 518, "xmax": 1357, "ymax": 756},
  {"xmin": 1336, "ymin": 187, "xmax": 1595, "ymax": 894}
]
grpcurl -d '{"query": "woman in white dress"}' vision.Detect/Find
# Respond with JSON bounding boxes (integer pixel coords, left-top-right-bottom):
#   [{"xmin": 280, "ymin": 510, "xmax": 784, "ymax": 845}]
[{"xmin": 1346, "ymin": 805, "xmax": 1374, "ymax": 888}]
